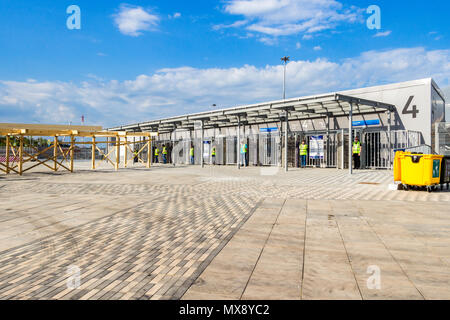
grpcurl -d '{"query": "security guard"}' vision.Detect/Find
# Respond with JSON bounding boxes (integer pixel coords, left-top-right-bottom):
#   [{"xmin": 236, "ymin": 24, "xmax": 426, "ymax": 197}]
[
  {"xmin": 190, "ymin": 145, "xmax": 195, "ymax": 165},
  {"xmin": 240, "ymin": 140, "xmax": 248, "ymax": 167},
  {"xmin": 154, "ymin": 147, "xmax": 159, "ymax": 163},
  {"xmin": 162, "ymin": 144, "xmax": 168, "ymax": 164},
  {"xmin": 352, "ymin": 136, "xmax": 361, "ymax": 169},
  {"xmin": 299, "ymin": 140, "xmax": 308, "ymax": 168},
  {"xmin": 211, "ymin": 146, "xmax": 216, "ymax": 165}
]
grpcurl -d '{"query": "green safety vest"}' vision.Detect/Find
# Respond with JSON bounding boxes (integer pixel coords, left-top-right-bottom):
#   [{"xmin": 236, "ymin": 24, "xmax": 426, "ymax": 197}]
[
  {"xmin": 240, "ymin": 144, "xmax": 248, "ymax": 154},
  {"xmin": 212, "ymin": 147, "xmax": 216, "ymax": 156},
  {"xmin": 190, "ymin": 148, "xmax": 194, "ymax": 156},
  {"xmin": 162, "ymin": 147, "xmax": 167, "ymax": 154},
  {"xmin": 352, "ymin": 142, "xmax": 361, "ymax": 154},
  {"xmin": 155, "ymin": 148, "xmax": 159, "ymax": 156},
  {"xmin": 299, "ymin": 144, "xmax": 308, "ymax": 156}
]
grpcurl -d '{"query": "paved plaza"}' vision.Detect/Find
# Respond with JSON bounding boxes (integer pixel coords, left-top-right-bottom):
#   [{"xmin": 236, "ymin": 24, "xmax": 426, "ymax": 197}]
[{"xmin": 0, "ymin": 162, "xmax": 450, "ymax": 300}]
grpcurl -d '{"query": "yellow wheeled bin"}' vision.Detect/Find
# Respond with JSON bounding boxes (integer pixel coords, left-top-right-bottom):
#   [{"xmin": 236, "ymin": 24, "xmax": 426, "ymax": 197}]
[{"xmin": 400, "ymin": 153, "xmax": 444, "ymax": 192}]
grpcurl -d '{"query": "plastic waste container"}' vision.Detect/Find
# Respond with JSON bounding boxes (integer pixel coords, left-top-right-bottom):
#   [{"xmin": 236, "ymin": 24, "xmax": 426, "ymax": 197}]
[
  {"xmin": 393, "ymin": 150, "xmax": 407, "ymax": 182},
  {"xmin": 440, "ymin": 156, "xmax": 450, "ymax": 189},
  {"xmin": 400, "ymin": 154, "xmax": 444, "ymax": 192}
]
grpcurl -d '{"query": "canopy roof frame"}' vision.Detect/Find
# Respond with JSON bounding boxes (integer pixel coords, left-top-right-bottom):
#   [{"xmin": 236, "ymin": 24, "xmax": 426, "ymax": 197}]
[{"xmin": 108, "ymin": 93, "xmax": 395, "ymax": 134}]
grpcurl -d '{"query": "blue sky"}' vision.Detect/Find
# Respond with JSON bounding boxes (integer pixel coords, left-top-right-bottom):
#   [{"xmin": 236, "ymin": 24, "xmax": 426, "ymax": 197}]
[{"xmin": 0, "ymin": 0, "xmax": 449, "ymax": 126}]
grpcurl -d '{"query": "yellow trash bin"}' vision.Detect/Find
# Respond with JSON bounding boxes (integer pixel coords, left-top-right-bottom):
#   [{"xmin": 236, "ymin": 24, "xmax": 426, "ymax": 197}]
[
  {"xmin": 400, "ymin": 154, "xmax": 443, "ymax": 190},
  {"xmin": 393, "ymin": 151, "xmax": 406, "ymax": 182}
]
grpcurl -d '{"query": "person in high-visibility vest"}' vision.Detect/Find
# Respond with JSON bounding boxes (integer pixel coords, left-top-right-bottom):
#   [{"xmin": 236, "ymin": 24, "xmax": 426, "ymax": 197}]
[
  {"xmin": 162, "ymin": 145, "xmax": 168, "ymax": 164},
  {"xmin": 154, "ymin": 147, "xmax": 159, "ymax": 163},
  {"xmin": 240, "ymin": 141, "xmax": 248, "ymax": 167},
  {"xmin": 190, "ymin": 145, "xmax": 195, "ymax": 165},
  {"xmin": 211, "ymin": 146, "xmax": 216, "ymax": 165},
  {"xmin": 352, "ymin": 136, "xmax": 361, "ymax": 169},
  {"xmin": 133, "ymin": 150, "xmax": 138, "ymax": 163},
  {"xmin": 299, "ymin": 140, "xmax": 308, "ymax": 168}
]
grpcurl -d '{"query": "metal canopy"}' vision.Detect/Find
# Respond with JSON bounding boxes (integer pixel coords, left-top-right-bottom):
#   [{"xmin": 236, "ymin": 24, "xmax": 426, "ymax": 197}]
[{"xmin": 109, "ymin": 93, "xmax": 395, "ymax": 134}]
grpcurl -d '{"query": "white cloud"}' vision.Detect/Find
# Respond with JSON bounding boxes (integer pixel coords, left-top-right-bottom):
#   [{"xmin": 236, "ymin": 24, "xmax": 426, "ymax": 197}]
[
  {"xmin": 296, "ymin": 42, "xmax": 301, "ymax": 49},
  {"xmin": 169, "ymin": 12, "xmax": 181, "ymax": 19},
  {"xmin": 113, "ymin": 4, "xmax": 159, "ymax": 36},
  {"xmin": 221, "ymin": 0, "xmax": 361, "ymax": 40},
  {"xmin": 313, "ymin": 46, "xmax": 322, "ymax": 51},
  {"xmin": 1, "ymin": 47, "xmax": 450, "ymax": 127},
  {"xmin": 373, "ymin": 30, "xmax": 392, "ymax": 38}
]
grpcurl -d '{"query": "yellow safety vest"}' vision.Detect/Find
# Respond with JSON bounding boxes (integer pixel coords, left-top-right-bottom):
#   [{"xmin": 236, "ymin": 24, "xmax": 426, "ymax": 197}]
[
  {"xmin": 155, "ymin": 148, "xmax": 159, "ymax": 156},
  {"xmin": 299, "ymin": 144, "xmax": 308, "ymax": 156},
  {"xmin": 190, "ymin": 148, "xmax": 194, "ymax": 156},
  {"xmin": 212, "ymin": 147, "xmax": 216, "ymax": 156},
  {"xmin": 240, "ymin": 144, "xmax": 248, "ymax": 154},
  {"xmin": 162, "ymin": 147, "xmax": 167, "ymax": 155},
  {"xmin": 352, "ymin": 142, "xmax": 361, "ymax": 154}
]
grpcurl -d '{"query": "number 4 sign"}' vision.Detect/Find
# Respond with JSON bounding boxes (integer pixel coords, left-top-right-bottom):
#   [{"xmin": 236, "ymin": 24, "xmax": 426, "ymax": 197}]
[{"xmin": 402, "ymin": 96, "xmax": 419, "ymax": 119}]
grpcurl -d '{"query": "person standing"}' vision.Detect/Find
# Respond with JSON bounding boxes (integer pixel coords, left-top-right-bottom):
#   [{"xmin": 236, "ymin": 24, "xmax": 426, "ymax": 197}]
[
  {"xmin": 240, "ymin": 140, "xmax": 248, "ymax": 167},
  {"xmin": 162, "ymin": 144, "xmax": 168, "ymax": 164},
  {"xmin": 154, "ymin": 147, "xmax": 159, "ymax": 163},
  {"xmin": 133, "ymin": 149, "xmax": 138, "ymax": 163},
  {"xmin": 190, "ymin": 145, "xmax": 195, "ymax": 165},
  {"xmin": 211, "ymin": 146, "xmax": 216, "ymax": 165},
  {"xmin": 299, "ymin": 140, "xmax": 308, "ymax": 168},
  {"xmin": 352, "ymin": 136, "xmax": 361, "ymax": 169}
]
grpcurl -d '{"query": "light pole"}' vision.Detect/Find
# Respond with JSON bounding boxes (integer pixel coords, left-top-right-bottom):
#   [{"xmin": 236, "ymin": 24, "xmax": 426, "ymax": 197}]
[
  {"xmin": 281, "ymin": 56, "xmax": 290, "ymax": 172},
  {"xmin": 281, "ymin": 56, "xmax": 290, "ymax": 100}
]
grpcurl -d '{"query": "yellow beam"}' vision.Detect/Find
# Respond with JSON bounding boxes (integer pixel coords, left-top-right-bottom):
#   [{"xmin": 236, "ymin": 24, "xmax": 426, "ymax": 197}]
[
  {"xmin": 0, "ymin": 123, "xmax": 102, "ymax": 132},
  {"xmin": 5, "ymin": 135, "xmax": 10, "ymax": 174}
]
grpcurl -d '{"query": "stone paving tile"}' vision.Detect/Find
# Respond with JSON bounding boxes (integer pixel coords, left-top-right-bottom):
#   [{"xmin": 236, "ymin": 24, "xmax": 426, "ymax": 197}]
[{"xmin": 1, "ymin": 166, "xmax": 450, "ymax": 300}]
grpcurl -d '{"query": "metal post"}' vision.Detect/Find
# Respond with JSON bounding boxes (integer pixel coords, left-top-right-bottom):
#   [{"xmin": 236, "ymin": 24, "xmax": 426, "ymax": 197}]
[
  {"xmin": 147, "ymin": 137, "xmax": 151, "ymax": 168},
  {"xmin": 201, "ymin": 120, "xmax": 204, "ymax": 168},
  {"xmin": 284, "ymin": 110, "xmax": 288, "ymax": 172},
  {"xmin": 237, "ymin": 116, "xmax": 241, "ymax": 170},
  {"xmin": 341, "ymin": 129, "xmax": 344, "ymax": 170},
  {"xmin": 388, "ymin": 110, "xmax": 392, "ymax": 169},
  {"xmin": 349, "ymin": 103, "xmax": 353, "ymax": 175}
]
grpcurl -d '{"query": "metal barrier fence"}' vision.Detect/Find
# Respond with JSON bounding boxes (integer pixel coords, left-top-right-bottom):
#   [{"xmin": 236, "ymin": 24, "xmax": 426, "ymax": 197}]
[
  {"xmin": 436, "ymin": 122, "xmax": 450, "ymax": 156},
  {"xmin": 151, "ymin": 129, "xmax": 423, "ymax": 169}
]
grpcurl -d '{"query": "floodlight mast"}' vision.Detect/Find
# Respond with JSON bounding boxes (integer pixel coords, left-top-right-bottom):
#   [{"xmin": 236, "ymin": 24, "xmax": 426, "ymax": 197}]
[{"xmin": 281, "ymin": 56, "xmax": 290, "ymax": 172}]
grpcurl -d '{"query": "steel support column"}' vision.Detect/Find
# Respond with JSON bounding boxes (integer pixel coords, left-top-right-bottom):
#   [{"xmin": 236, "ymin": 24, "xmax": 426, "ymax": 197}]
[
  {"xmin": 349, "ymin": 103, "xmax": 353, "ymax": 175},
  {"xmin": 388, "ymin": 110, "xmax": 392, "ymax": 169},
  {"xmin": 284, "ymin": 110, "xmax": 288, "ymax": 172},
  {"xmin": 341, "ymin": 128, "xmax": 345, "ymax": 170},
  {"xmin": 201, "ymin": 120, "xmax": 204, "ymax": 168},
  {"xmin": 237, "ymin": 116, "xmax": 241, "ymax": 170}
]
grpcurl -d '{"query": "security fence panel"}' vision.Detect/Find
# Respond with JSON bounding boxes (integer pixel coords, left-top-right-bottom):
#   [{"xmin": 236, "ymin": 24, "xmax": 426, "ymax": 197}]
[
  {"xmin": 172, "ymin": 139, "xmax": 190, "ymax": 164},
  {"xmin": 214, "ymin": 137, "xmax": 225, "ymax": 165},
  {"xmin": 363, "ymin": 130, "xmax": 423, "ymax": 169},
  {"xmin": 259, "ymin": 133, "xmax": 279, "ymax": 166},
  {"xmin": 436, "ymin": 122, "xmax": 450, "ymax": 156},
  {"xmin": 203, "ymin": 140, "xmax": 211, "ymax": 165},
  {"xmin": 226, "ymin": 136, "xmax": 237, "ymax": 164},
  {"xmin": 248, "ymin": 135, "xmax": 258, "ymax": 166},
  {"xmin": 193, "ymin": 138, "xmax": 202, "ymax": 165}
]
